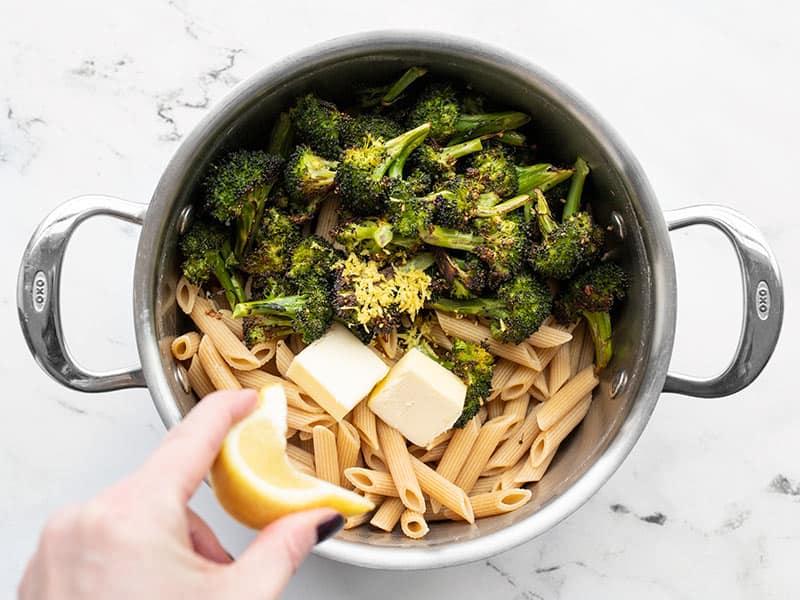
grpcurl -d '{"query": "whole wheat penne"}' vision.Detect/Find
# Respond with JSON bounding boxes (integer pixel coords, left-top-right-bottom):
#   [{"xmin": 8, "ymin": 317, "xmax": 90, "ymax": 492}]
[
  {"xmin": 501, "ymin": 366, "xmax": 538, "ymax": 401},
  {"xmin": 409, "ymin": 456, "xmax": 474, "ymax": 523},
  {"xmin": 249, "ymin": 339, "xmax": 277, "ymax": 367},
  {"xmin": 578, "ymin": 324, "xmax": 596, "ymax": 370},
  {"xmin": 569, "ymin": 322, "xmax": 587, "ymax": 376},
  {"xmin": 502, "ymin": 395, "xmax": 530, "ymax": 429},
  {"xmin": 454, "ymin": 415, "xmax": 516, "ymax": 494},
  {"xmin": 537, "ymin": 366, "xmax": 599, "ymax": 431},
  {"xmin": 489, "ymin": 359, "xmax": 517, "ymax": 400},
  {"xmin": 530, "ymin": 395, "xmax": 592, "ymax": 467},
  {"xmin": 186, "ymin": 355, "xmax": 215, "ymax": 398},
  {"xmin": 400, "ymin": 510, "xmax": 429, "ymax": 539},
  {"xmin": 353, "ymin": 399, "xmax": 379, "ymax": 450},
  {"xmin": 234, "ymin": 369, "xmax": 324, "ymax": 413},
  {"xmin": 344, "ymin": 468, "xmax": 399, "ymax": 497},
  {"xmin": 288, "ymin": 334, "xmax": 306, "ymax": 356},
  {"xmin": 275, "ymin": 340, "xmax": 295, "ymax": 378},
  {"xmin": 298, "ymin": 430, "xmax": 313, "ymax": 441},
  {"xmin": 430, "ymin": 416, "xmax": 482, "ymax": 512},
  {"xmin": 286, "ymin": 443, "xmax": 315, "ymax": 470},
  {"xmin": 191, "ymin": 296, "xmax": 260, "ymax": 371},
  {"xmin": 427, "ymin": 323, "xmax": 453, "ymax": 350},
  {"xmin": 548, "ymin": 342, "xmax": 572, "ymax": 396},
  {"xmin": 197, "ymin": 335, "xmax": 242, "ymax": 390},
  {"xmin": 314, "ymin": 196, "xmax": 340, "ymax": 242},
  {"xmin": 486, "ymin": 398, "xmax": 504, "ymax": 419},
  {"xmin": 442, "ymin": 488, "xmax": 532, "ymax": 520},
  {"xmin": 526, "ymin": 324, "xmax": 573, "ymax": 348},
  {"xmin": 337, "ymin": 420, "xmax": 361, "ymax": 489},
  {"xmin": 532, "ymin": 371, "xmax": 549, "ymax": 399},
  {"xmin": 288, "ymin": 407, "xmax": 336, "ymax": 433},
  {"xmin": 175, "ymin": 276, "xmax": 199, "ymax": 314},
  {"xmin": 515, "ymin": 444, "xmax": 558, "ymax": 483},
  {"xmin": 487, "ymin": 407, "xmax": 541, "ymax": 470},
  {"xmin": 217, "ymin": 309, "xmax": 244, "ymax": 340},
  {"xmin": 370, "ymin": 497, "xmax": 405, "ymax": 532},
  {"xmin": 436, "ymin": 312, "xmax": 543, "ymax": 369},
  {"xmin": 377, "ymin": 420, "xmax": 426, "ymax": 513},
  {"xmin": 312, "ymin": 426, "xmax": 340, "ymax": 485},
  {"xmin": 171, "ymin": 332, "xmax": 201, "ymax": 361}
]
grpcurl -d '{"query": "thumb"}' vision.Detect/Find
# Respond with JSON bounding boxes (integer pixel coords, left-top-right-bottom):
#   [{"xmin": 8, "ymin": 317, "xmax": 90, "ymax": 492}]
[{"xmin": 228, "ymin": 509, "xmax": 343, "ymax": 597}]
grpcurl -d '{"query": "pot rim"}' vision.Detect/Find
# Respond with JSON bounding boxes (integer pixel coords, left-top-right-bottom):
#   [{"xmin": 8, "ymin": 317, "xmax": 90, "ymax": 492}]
[{"xmin": 133, "ymin": 30, "xmax": 677, "ymax": 570}]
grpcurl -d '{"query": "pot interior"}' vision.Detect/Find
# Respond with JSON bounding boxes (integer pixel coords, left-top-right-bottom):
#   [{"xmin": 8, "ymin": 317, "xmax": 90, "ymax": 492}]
[{"xmin": 142, "ymin": 38, "xmax": 666, "ymax": 554}]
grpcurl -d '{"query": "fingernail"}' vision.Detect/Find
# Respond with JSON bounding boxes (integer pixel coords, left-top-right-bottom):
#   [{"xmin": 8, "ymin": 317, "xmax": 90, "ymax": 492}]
[
  {"xmin": 225, "ymin": 551, "xmax": 235, "ymax": 562},
  {"xmin": 315, "ymin": 514, "xmax": 344, "ymax": 544}
]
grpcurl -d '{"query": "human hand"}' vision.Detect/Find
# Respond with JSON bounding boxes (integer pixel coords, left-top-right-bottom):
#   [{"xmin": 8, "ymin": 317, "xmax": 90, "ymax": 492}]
[{"xmin": 19, "ymin": 389, "xmax": 343, "ymax": 599}]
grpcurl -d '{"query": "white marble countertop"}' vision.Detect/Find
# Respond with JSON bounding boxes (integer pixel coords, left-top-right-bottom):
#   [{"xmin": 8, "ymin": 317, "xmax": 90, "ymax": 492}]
[{"xmin": 2, "ymin": 1, "xmax": 797, "ymax": 598}]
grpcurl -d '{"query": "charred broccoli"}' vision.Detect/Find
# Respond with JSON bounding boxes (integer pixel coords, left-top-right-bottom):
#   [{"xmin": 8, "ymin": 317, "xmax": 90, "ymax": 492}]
[
  {"xmin": 284, "ymin": 145, "xmax": 338, "ymax": 221},
  {"xmin": 440, "ymin": 339, "xmax": 495, "ymax": 427}
]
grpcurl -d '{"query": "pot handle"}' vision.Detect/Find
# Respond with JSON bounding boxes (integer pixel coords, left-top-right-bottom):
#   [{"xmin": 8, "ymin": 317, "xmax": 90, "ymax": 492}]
[
  {"xmin": 662, "ymin": 205, "xmax": 783, "ymax": 397},
  {"xmin": 17, "ymin": 195, "xmax": 149, "ymax": 392}
]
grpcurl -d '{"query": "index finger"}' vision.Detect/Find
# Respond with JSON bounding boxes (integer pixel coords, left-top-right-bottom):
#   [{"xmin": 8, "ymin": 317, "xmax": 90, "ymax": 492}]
[{"xmin": 139, "ymin": 389, "xmax": 258, "ymax": 502}]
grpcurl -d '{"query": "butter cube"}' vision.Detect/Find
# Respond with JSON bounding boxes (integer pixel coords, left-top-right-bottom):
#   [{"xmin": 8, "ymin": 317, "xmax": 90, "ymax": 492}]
[
  {"xmin": 368, "ymin": 348, "xmax": 466, "ymax": 447},
  {"xmin": 286, "ymin": 323, "xmax": 390, "ymax": 421}
]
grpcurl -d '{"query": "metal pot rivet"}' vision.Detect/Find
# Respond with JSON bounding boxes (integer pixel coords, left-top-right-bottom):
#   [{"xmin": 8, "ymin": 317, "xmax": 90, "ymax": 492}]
[
  {"xmin": 610, "ymin": 211, "xmax": 625, "ymax": 240},
  {"xmin": 175, "ymin": 364, "xmax": 191, "ymax": 394},
  {"xmin": 176, "ymin": 205, "xmax": 195, "ymax": 235},
  {"xmin": 610, "ymin": 369, "xmax": 627, "ymax": 398}
]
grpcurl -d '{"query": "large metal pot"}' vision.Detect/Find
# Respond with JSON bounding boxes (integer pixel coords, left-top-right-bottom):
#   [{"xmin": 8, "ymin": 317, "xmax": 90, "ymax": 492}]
[{"xmin": 17, "ymin": 32, "xmax": 783, "ymax": 570}]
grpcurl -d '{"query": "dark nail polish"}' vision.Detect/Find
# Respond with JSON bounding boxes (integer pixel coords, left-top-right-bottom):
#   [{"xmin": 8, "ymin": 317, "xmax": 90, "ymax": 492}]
[
  {"xmin": 315, "ymin": 514, "xmax": 344, "ymax": 544},
  {"xmin": 225, "ymin": 551, "xmax": 235, "ymax": 562}
]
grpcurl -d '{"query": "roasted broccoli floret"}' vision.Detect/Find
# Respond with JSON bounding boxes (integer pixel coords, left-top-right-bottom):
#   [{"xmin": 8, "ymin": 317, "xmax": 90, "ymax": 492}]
[
  {"xmin": 332, "ymin": 253, "xmax": 432, "ymax": 342},
  {"xmin": 468, "ymin": 145, "xmax": 574, "ymax": 198},
  {"xmin": 339, "ymin": 114, "xmax": 403, "ymax": 148},
  {"xmin": 434, "ymin": 250, "xmax": 489, "ymax": 299},
  {"xmin": 203, "ymin": 150, "xmax": 284, "ymax": 259},
  {"xmin": 421, "ymin": 213, "xmax": 529, "ymax": 286},
  {"xmin": 335, "ymin": 123, "xmax": 431, "ymax": 215},
  {"xmin": 386, "ymin": 193, "xmax": 435, "ymax": 241},
  {"xmin": 555, "ymin": 261, "xmax": 628, "ymax": 369},
  {"xmin": 440, "ymin": 339, "xmax": 495, "ymax": 427},
  {"xmin": 179, "ymin": 219, "xmax": 245, "ymax": 309},
  {"xmin": 408, "ymin": 83, "xmax": 530, "ymax": 143},
  {"xmin": 233, "ymin": 283, "xmax": 332, "ymax": 345},
  {"xmin": 516, "ymin": 163, "xmax": 575, "ymax": 197},
  {"xmin": 240, "ymin": 208, "xmax": 301, "ymax": 275},
  {"xmin": 429, "ymin": 273, "xmax": 553, "ymax": 343},
  {"xmin": 356, "ymin": 66, "xmax": 428, "ymax": 108},
  {"xmin": 413, "ymin": 137, "xmax": 483, "ymax": 178},
  {"xmin": 289, "ymin": 93, "xmax": 343, "ymax": 158},
  {"xmin": 284, "ymin": 145, "xmax": 338, "ymax": 221},
  {"xmin": 267, "ymin": 112, "xmax": 294, "ymax": 158},
  {"xmin": 285, "ymin": 235, "xmax": 340, "ymax": 282},
  {"xmin": 334, "ymin": 218, "xmax": 395, "ymax": 257},
  {"xmin": 529, "ymin": 186, "xmax": 604, "ymax": 280}
]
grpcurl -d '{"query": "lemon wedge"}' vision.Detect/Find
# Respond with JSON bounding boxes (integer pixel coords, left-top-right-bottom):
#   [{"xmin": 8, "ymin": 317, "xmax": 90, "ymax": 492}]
[{"xmin": 210, "ymin": 385, "xmax": 375, "ymax": 529}]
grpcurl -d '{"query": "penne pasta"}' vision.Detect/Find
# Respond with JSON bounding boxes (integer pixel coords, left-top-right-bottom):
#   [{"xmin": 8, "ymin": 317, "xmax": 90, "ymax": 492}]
[
  {"xmin": 515, "ymin": 444, "xmax": 558, "ymax": 483},
  {"xmin": 400, "ymin": 510, "xmax": 429, "ymax": 539},
  {"xmin": 443, "ymin": 488, "xmax": 532, "ymax": 520},
  {"xmin": 175, "ymin": 276, "xmax": 199, "ymax": 314},
  {"xmin": 409, "ymin": 456, "xmax": 474, "ymax": 523},
  {"xmin": 578, "ymin": 325, "xmax": 596, "ymax": 371},
  {"xmin": 190, "ymin": 296, "xmax": 261, "ymax": 371},
  {"xmin": 497, "ymin": 455, "xmax": 528, "ymax": 490},
  {"xmin": 470, "ymin": 475, "xmax": 503, "ymax": 495},
  {"xmin": 171, "ymin": 332, "xmax": 201, "ymax": 361},
  {"xmin": 454, "ymin": 415, "xmax": 516, "ymax": 495},
  {"xmin": 289, "ymin": 456, "xmax": 316, "ymax": 477},
  {"xmin": 569, "ymin": 321, "xmax": 587, "ymax": 376},
  {"xmin": 548, "ymin": 342, "xmax": 572, "ymax": 396},
  {"xmin": 186, "ymin": 355, "xmax": 215, "ymax": 399},
  {"xmin": 489, "ymin": 359, "xmax": 517, "ymax": 400},
  {"xmin": 287, "ymin": 407, "xmax": 336, "ymax": 433},
  {"xmin": 530, "ymin": 395, "xmax": 592, "ymax": 467},
  {"xmin": 526, "ymin": 324, "xmax": 573, "ymax": 348},
  {"xmin": 502, "ymin": 395, "xmax": 530, "ymax": 429},
  {"xmin": 370, "ymin": 497, "xmax": 405, "ymax": 532},
  {"xmin": 436, "ymin": 312, "xmax": 543, "ymax": 369},
  {"xmin": 426, "ymin": 323, "xmax": 453, "ymax": 351},
  {"xmin": 286, "ymin": 443, "xmax": 315, "ymax": 471},
  {"xmin": 532, "ymin": 371, "xmax": 549, "ymax": 399},
  {"xmin": 234, "ymin": 369, "xmax": 324, "ymax": 413},
  {"xmin": 275, "ymin": 340, "xmax": 294, "ymax": 378},
  {"xmin": 312, "ymin": 426, "xmax": 340, "ymax": 485},
  {"xmin": 344, "ymin": 493, "xmax": 380, "ymax": 530},
  {"xmin": 417, "ymin": 444, "xmax": 447, "ymax": 463},
  {"xmin": 377, "ymin": 328, "xmax": 399, "ymax": 359},
  {"xmin": 352, "ymin": 399, "xmax": 379, "ymax": 450},
  {"xmin": 197, "ymin": 335, "xmax": 242, "ymax": 391},
  {"xmin": 377, "ymin": 420, "xmax": 426, "ymax": 513},
  {"xmin": 361, "ymin": 443, "xmax": 388, "ymax": 472},
  {"xmin": 337, "ymin": 420, "xmax": 361, "ymax": 489},
  {"xmin": 486, "ymin": 397, "xmax": 504, "ymax": 420},
  {"xmin": 487, "ymin": 407, "xmax": 541, "ymax": 470},
  {"xmin": 344, "ymin": 468, "xmax": 399, "ymax": 497},
  {"xmin": 430, "ymin": 415, "xmax": 482, "ymax": 512},
  {"xmin": 501, "ymin": 366, "xmax": 538, "ymax": 401},
  {"xmin": 217, "ymin": 309, "xmax": 244, "ymax": 340},
  {"xmin": 249, "ymin": 339, "xmax": 277, "ymax": 367},
  {"xmin": 314, "ymin": 196, "xmax": 340, "ymax": 242},
  {"xmin": 536, "ymin": 366, "xmax": 599, "ymax": 431}
]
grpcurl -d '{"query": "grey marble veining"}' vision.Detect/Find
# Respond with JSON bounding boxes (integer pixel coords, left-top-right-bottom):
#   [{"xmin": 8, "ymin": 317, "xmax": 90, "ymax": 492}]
[{"xmin": 1, "ymin": 1, "xmax": 797, "ymax": 598}]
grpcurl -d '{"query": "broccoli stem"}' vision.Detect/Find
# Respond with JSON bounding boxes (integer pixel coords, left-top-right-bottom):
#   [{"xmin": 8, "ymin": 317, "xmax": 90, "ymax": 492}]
[
  {"xmin": 516, "ymin": 164, "xmax": 574, "ymax": 196},
  {"xmin": 348, "ymin": 222, "xmax": 394, "ymax": 249},
  {"xmin": 211, "ymin": 255, "xmax": 246, "ymax": 309},
  {"xmin": 420, "ymin": 225, "xmax": 482, "ymax": 252},
  {"xmin": 582, "ymin": 310, "xmax": 613, "ymax": 369},
  {"xmin": 231, "ymin": 295, "xmax": 307, "ymax": 319},
  {"xmin": 562, "ymin": 157, "xmax": 590, "ymax": 219},
  {"xmin": 399, "ymin": 252, "xmax": 435, "ymax": 272},
  {"xmin": 267, "ymin": 112, "xmax": 293, "ymax": 157},
  {"xmin": 449, "ymin": 111, "xmax": 530, "ymax": 144},
  {"xmin": 439, "ymin": 137, "xmax": 484, "ymax": 163},
  {"xmin": 235, "ymin": 186, "xmax": 271, "ymax": 258},
  {"xmin": 427, "ymin": 297, "xmax": 504, "ymax": 317},
  {"xmin": 533, "ymin": 189, "xmax": 558, "ymax": 235},
  {"xmin": 475, "ymin": 194, "xmax": 531, "ymax": 218},
  {"xmin": 496, "ymin": 130, "xmax": 527, "ymax": 147},
  {"xmin": 385, "ymin": 122, "xmax": 432, "ymax": 179},
  {"xmin": 381, "ymin": 66, "xmax": 428, "ymax": 106}
]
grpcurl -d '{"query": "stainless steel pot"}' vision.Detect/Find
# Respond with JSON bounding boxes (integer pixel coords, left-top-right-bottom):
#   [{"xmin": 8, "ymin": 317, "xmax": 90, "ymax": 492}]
[{"xmin": 17, "ymin": 32, "xmax": 783, "ymax": 570}]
